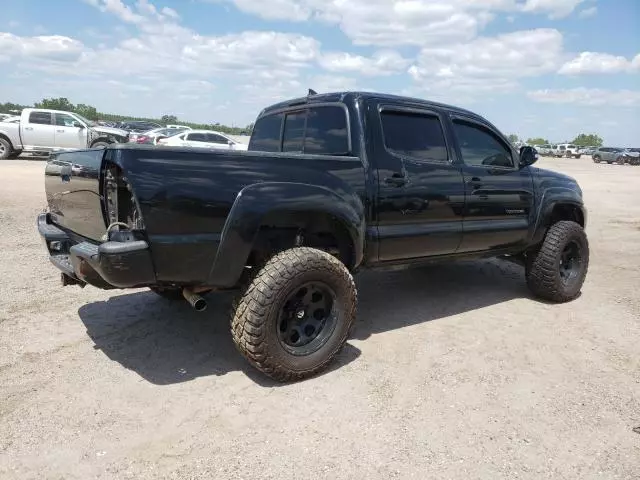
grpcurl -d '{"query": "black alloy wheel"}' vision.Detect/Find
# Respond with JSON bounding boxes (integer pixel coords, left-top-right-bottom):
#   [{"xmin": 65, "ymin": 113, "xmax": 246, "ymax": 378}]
[{"xmin": 277, "ymin": 282, "xmax": 337, "ymax": 356}]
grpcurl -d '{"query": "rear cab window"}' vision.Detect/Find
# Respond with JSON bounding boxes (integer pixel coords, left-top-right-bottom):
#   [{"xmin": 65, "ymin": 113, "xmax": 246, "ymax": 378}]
[
  {"xmin": 249, "ymin": 105, "xmax": 349, "ymax": 155},
  {"xmin": 29, "ymin": 111, "xmax": 53, "ymax": 125}
]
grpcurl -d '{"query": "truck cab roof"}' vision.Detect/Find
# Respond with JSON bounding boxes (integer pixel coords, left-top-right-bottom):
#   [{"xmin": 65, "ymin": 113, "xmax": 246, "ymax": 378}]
[{"xmin": 258, "ymin": 91, "xmax": 483, "ymax": 122}]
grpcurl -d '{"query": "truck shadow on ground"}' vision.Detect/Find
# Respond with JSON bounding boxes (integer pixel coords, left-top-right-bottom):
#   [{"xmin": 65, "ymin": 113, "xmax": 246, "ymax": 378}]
[{"xmin": 78, "ymin": 259, "xmax": 528, "ymax": 386}]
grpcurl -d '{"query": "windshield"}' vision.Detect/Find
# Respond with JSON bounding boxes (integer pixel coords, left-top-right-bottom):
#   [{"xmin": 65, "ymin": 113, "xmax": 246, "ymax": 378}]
[{"xmin": 74, "ymin": 113, "xmax": 95, "ymax": 127}]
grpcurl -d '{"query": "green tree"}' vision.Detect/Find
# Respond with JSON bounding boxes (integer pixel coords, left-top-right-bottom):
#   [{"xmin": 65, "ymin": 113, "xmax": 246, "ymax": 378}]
[
  {"xmin": 75, "ymin": 104, "xmax": 98, "ymax": 120},
  {"xmin": 526, "ymin": 137, "xmax": 549, "ymax": 145},
  {"xmin": 571, "ymin": 133, "xmax": 603, "ymax": 147},
  {"xmin": 507, "ymin": 134, "xmax": 520, "ymax": 144},
  {"xmin": 161, "ymin": 114, "xmax": 178, "ymax": 124},
  {"xmin": 35, "ymin": 97, "xmax": 75, "ymax": 111}
]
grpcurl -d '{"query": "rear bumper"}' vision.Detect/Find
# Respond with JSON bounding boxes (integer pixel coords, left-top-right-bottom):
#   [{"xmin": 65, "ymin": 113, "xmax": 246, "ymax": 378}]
[{"xmin": 37, "ymin": 213, "xmax": 156, "ymax": 289}]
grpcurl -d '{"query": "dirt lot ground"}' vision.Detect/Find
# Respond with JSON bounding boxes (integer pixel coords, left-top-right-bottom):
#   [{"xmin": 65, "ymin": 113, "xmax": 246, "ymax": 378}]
[{"xmin": 0, "ymin": 157, "xmax": 638, "ymax": 479}]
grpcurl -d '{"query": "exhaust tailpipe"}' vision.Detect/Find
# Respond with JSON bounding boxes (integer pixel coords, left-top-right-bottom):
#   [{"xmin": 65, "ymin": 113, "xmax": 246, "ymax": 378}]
[{"xmin": 182, "ymin": 288, "xmax": 207, "ymax": 312}]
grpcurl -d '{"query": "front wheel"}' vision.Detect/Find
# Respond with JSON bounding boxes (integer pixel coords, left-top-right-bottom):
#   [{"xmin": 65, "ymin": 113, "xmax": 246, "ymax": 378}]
[
  {"xmin": 592, "ymin": 156, "xmax": 601, "ymax": 163},
  {"xmin": 91, "ymin": 141, "xmax": 109, "ymax": 149},
  {"xmin": 525, "ymin": 221, "xmax": 589, "ymax": 303},
  {"xmin": 231, "ymin": 247, "xmax": 357, "ymax": 382}
]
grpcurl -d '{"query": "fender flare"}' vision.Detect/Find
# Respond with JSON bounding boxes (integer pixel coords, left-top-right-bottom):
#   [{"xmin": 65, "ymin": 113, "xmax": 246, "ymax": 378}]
[
  {"xmin": 207, "ymin": 182, "xmax": 365, "ymax": 287},
  {"xmin": 530, "ymin": 187, "xmax": 586, "ymax": 245}
]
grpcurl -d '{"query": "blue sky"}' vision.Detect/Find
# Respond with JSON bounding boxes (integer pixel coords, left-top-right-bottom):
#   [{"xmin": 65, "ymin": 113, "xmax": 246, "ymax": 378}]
[{"xmin": 1, "ymin": 0, "xmax": 639, "ymax": 145}]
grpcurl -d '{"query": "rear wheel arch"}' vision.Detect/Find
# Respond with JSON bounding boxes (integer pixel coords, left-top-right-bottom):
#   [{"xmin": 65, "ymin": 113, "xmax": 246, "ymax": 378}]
[
  {"xmin": 208, "ymin": 182, "xmax": 365, "ymax": 288},
  {"xmin": 250, "ymin": 210, "xmax": 358, "ymax": 271}
]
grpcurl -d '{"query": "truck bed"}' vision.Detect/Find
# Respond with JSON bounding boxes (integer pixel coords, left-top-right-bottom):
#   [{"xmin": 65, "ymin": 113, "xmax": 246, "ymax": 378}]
[{"xmin": 43, "ymin": 144, "xmax": 366, "ymax": 287}]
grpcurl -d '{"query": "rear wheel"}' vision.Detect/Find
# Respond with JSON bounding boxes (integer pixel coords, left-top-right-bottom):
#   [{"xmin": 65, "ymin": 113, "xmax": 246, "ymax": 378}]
[
  {"xmin": 0, "ymin": 138, "xmax": 12, "ymax": 160},
  {"xmin": 616, "ymin": 156, "xmax": 625, "ymax": 165},
  {"xmin": 231, "ymin": 247, "xmax": 357, "ymax": 382},
  {"xmin": 525, "ymin": 221, "xmax": 589, "ymax": 303}
]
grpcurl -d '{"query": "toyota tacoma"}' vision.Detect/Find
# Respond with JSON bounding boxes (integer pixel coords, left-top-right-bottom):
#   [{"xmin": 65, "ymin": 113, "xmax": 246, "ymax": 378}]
[{"xmin": 37, "ymin": 91, "xmax": 589, "ymax": 381}]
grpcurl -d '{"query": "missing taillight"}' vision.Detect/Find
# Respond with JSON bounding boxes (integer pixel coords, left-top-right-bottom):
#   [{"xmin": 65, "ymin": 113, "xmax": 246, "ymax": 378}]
[{"xmin": 103, "ymin": 163, "xmax": 144, "ymax": 231}]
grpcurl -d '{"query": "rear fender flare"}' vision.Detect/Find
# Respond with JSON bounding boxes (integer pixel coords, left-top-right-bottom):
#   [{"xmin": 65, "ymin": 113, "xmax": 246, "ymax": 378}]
[{"xmin": 208, "ymin": 182, "xmax": 365, "ymax": 287}]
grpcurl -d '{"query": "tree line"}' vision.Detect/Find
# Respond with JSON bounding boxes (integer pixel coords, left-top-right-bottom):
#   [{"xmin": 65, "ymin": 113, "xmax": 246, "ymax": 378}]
[
  {"xmin": 0, "ymin": 97, "xmax": 254, "ymax": 135},
  {"xmin": 507, "ymin": 133, "xmax": 604, "ymax": 148}
]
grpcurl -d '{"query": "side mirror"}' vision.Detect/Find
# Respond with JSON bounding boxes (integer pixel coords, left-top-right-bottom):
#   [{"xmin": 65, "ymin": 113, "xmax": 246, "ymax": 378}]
[
  {"xmin": 227, "ymin": 140, "xmax": 234, "ymax": 146},
  {"xmin": 519, "ymin": 146, "xmax": 538, "ymax": 167},
  {"xmin": 73, "ymin": 121, "xmax": 85, "ymax": 129}
]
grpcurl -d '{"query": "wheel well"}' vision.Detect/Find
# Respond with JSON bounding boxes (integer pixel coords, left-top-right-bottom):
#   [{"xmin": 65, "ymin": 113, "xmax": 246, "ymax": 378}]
[
  {"xmin": 247, "ymin": 211, "xmax": 355, "ymax": 270},
  {"xmin": 0, "ymin": 133, "xmax": 15, "ymax": 149},
  {"xmin": 550, "ymin": 204, "xmax": 584, "ymax": 228},
  {"xmin": 91, "ymin": 137, "xmax": 111, "ymax": 146}
]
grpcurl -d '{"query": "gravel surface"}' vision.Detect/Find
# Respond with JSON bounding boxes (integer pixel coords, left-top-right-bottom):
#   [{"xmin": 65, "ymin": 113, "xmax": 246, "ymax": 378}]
[{"xmin": 1, "ymin": 157, "xmax": 638, "ymax": 479}]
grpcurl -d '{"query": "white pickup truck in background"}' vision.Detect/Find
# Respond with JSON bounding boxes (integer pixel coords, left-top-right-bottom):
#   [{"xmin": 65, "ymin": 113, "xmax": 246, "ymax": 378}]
[{"xmin": 0, "ymin": 108, "xmax": 129, "ymax": 159}]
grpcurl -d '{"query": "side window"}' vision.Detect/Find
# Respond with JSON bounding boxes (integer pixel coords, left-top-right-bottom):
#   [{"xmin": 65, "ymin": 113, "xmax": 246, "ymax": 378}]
[
  {"xmin": 206, "ymin": 133, "xmax": 228, "ymax": 144},
  {"xmin": 29, "ymin": 111, "xmax": 53, "ymax": 125},
  {"xmin": 187, "ymin": 133, "xmax": 206, "ymax": 142},
  {"xmin": 55, "ymin": 113, "xmax": 78, "ymax": 127},
  {"xmin": 249, "ymin": 113, "xmax": 283, "ymax": 152},
  {"xmin": 282, "ymin": 111, "xmax": 305, "ymax": 152},
  {"xmin": 452, "ymin": 120, "xmax": 514, "ymax": 168},
  {"xmin": 380, "ymin": 110, "xmax": 448, "ymax": 162},
  {"xmin": 304, "ymin": 107, "xmax": 349, "ymax": 155}
]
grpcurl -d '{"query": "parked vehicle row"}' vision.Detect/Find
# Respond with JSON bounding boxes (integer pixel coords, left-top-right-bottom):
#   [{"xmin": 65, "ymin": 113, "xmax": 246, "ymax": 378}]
[
  {"xmin": 0, "ymin": 108, "xmax": 130, "ymax": 159},
  {"xmin": 0, "ymin": 109, "xmax": 249, "ymax": 158}
]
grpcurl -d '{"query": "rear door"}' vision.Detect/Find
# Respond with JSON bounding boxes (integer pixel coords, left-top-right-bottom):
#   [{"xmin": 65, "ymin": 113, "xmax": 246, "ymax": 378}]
[
  {"xmin": 448, "ymin": 115, "xmax": 534, "ymax": 253},
  {"xmin": 373, "ymin": 104, "xmax": 465, "ymax": 261},
  {"xmin": 53, "ymin": 112, "xmax": 88, "ymax": 149},
  {"xmin": 22, "ymin": 111, "xmax": 55, "ymax": 148}
]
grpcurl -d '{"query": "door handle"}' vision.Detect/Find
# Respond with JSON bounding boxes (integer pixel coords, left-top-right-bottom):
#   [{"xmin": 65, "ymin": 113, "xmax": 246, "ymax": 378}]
[
  {"xmin": 25, "ymin": 127, "xmax": 34, "ymax": 131},
  {"xmin": 467, "ymin": 177, "xmax": 482, "ymax": 188},
  {"xmin": 384, "ymin": 173, "xmax": 407, "ymax": 187},
  {"xmin": 56, "ymin": 130, "xmax": 65, "ymax": 133}
]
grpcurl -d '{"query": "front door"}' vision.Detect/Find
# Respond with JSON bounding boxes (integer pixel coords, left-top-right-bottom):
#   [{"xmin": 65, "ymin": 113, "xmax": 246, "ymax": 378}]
[
  {"xmin": 53, "ymin": 112, "xmax": 88, "ymax": 149},
  {"xmin": 374, "ymin": 105, "xmax": 465, "ymax": 262},
  {"xmin": 448, "ymin": 116, "xmax": 534, "ymax": 253}
]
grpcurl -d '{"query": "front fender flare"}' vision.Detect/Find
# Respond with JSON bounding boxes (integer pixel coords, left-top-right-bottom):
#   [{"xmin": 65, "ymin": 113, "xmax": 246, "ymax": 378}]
[
  {"xmin": 207, "ymin": 182, "xmax": 365, "ymax": 288},
  {"xmin": 531, "ymin": 187, "xmax": 586, "ymax": 245}
]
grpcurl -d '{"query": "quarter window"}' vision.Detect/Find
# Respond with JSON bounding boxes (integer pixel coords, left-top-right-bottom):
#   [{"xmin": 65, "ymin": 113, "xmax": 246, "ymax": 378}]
[
  {"xmin": 380, "ymin": 110, "xmax": 448, "ymax": 162},
  {"xmin": 452, "ymin": 120, "xmax": 514, "ymax": 168},
  {"xmin": 29, "ymin": 111, "xmax": 52, "ymax": 125}
]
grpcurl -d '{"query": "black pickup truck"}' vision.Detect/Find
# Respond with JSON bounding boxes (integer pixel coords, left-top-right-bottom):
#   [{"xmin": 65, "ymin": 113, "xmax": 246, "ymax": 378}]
[{"xmin": 38, "ymin": 91, "xmax": 589, "ymax": 381}]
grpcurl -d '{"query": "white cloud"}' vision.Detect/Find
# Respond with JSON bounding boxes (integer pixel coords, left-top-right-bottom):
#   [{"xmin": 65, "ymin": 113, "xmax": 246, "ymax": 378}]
[
  {"xmin": 559, "ymin": 52, "xmax": 640, "ymax": 75},
  {"xmin": 527, "ymin": 88, "xmax": 640, "ymax": 107},
  {"xmin": 519, "ymin": 0, "xmax": 586, "ymax": 19},
  {"xmin": 318, "ymin": 50, "xmax": 410, "ymax": 76},
  {"xmin": 408, "ymin": 28, "xmax": 564, "ymax": 92},
  {"xmin": 578, "ymin": 6, "xmax": 597, "ymax": 18},
  {"xmin": 0, "ymin": 33, "xmax": 85, "ymax": 61},
  {"xmin": 211, "ymin": 0, "xmax": 587, "ymax": 46}
]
